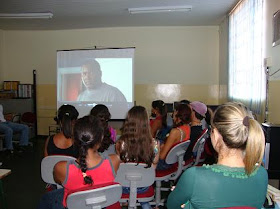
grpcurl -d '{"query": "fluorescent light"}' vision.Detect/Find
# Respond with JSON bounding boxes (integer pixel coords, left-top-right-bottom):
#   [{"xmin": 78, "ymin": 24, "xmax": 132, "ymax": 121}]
[
  {"xmin": 0, "ymin": 12, "xmax": 53, "ymax": 19},
  {"xmin": 128, "ymin": 6, "xmax": 192, "ymax": 14}
]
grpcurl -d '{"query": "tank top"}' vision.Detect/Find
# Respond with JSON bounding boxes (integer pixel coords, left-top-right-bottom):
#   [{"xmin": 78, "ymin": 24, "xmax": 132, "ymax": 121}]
[
  {"xmin": 62, "ymin": 158, "xmax": 116, "ymax": 207},
  {"xmin": 47, "ymin": 135, "xmax": 79, "ymax": 158},
  {"xmin": 177, "ymin": 124, "xmax": 191, "ymax": 142}
]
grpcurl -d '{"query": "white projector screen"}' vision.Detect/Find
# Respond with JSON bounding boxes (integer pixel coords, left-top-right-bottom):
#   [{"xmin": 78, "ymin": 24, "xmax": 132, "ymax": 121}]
[{"xmin": 57, "ymin": 48, "xmax": 134, "ymax": 119}]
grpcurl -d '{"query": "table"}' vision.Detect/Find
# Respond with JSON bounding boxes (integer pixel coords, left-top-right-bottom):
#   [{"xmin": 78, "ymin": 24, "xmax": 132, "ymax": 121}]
[{"xmin": 0, "ymin": 169, "xmax": 11, "ymax": 209}]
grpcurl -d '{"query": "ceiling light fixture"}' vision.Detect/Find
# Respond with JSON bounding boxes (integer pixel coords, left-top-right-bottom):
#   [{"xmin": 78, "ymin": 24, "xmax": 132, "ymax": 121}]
[
  {"xmin": 128, "ymin": 6, "xmax": 192, "ymax": 14},
  {"xmin": 0, "ymin": 12, "xmax": 53, "ymax": 19}
]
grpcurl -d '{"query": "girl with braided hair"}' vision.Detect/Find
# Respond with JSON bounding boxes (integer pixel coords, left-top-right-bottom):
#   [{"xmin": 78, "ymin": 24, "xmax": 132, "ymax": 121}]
[
  {"xmin": 157, "ymin": 103, "xmax": 191, "ymax": 170},
  {"xmin": 37, "ymin": 116, "xmax": 120, "ymax": 209}
]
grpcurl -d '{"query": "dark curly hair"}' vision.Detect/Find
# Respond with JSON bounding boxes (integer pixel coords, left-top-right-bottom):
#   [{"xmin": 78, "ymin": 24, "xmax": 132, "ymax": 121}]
[
  {"xmin": 173, "ymin": 104, "xmax": 191, "ymax": 128},
  {"xmin": 119, "ymin": 106, "xmax": 154, "ymax": 167},
  {"xmin": 90, "ymin": 104, "xmax": 113, "ymax": 152},
  {"xmin": 74, "ymin": 115, "xmax": 104, "ymax": 185}
]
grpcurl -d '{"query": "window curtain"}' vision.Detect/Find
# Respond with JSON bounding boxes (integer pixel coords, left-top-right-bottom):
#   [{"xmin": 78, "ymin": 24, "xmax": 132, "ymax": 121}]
[{"xmin": 228, "ymin": 0, "xmax": 265, "ymax": 114}]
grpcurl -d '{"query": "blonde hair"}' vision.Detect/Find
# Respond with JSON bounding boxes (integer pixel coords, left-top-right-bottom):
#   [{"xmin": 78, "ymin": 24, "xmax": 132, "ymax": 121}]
[{"xmin": 212, "ymin": 102, "xmax": 265, "ymax": 175}]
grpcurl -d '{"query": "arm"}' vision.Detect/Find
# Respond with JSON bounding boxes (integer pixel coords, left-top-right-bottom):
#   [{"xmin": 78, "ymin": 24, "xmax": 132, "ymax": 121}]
[
  {"xmin": 44, "ymin": 136, "xmax": 50, "ymax": 157},
  {"xmin": 167, "ymin": 167, "xmax": 196, "ymax": 209},
  {"xmin": 159, "ymin": 128, "xmax": 180, "ymax": 160},
  {"xmin": 151, "ymin": 119, "xmax": 162, "ymax": 138},
  {"xmin": 152, "ymin": 140, "xmax": 160, "ymax": 168},
  {"xmin": 115, "ymin": 140, "xmax": 122, "ymax": 155},
  {"xmin": 109, "ymin": 154, "xmax": 121, "ymax": 174},
  {"xmin": 53, "ymin": 161, "xmax": 68, "ymax": 185}
]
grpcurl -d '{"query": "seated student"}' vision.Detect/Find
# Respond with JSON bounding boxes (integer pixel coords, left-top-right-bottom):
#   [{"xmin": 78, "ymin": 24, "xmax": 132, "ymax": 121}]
[
  {"xmin": 44, "ymin": 105, "xmax": 79, "ymax": 158},
  {"xmin": 184, "ymin": 101, "xmax": 208, "ymax": 161},
  {"xmin": 150, "ymin": 100, "xmax": 168, "ymax": 138},
  {"xmin": 0, "ymin": 104, "xmax": 30, "ymax": 154},
  {"xmin": 37, "ymin": 115, "xmax": 120, "ymax": 209},
  {"xmin": 167, "ymin": 102, "xmax": 268, "ymax": 209},
  {"xmin": 116, "ymin": 106, "xmax": 160, "ymax": 209},
  {"xmin": 90, "ymin": 104, "xmax": 116, "ymax": 155},
  {"xmin": 157, "ymin": 104, "xmax": 191, "ymax": 170}
]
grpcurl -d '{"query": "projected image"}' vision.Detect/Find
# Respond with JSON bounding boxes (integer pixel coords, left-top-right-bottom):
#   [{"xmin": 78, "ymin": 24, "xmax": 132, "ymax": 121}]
[{"xmin": 57, "ymin": 48, "xmax": 134, "ymax": 119}]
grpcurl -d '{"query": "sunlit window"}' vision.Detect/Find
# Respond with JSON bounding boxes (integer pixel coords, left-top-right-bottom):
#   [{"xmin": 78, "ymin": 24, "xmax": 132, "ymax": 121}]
[{"xmin": 228, "ymin": 0, "xmax": 265, "ymax": 114}]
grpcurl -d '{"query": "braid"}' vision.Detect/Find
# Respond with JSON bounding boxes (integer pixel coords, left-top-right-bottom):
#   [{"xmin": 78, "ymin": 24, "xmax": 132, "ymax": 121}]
[{"xmin": 79, "ymin": 136, "xmax": 93, "ymax": 185}]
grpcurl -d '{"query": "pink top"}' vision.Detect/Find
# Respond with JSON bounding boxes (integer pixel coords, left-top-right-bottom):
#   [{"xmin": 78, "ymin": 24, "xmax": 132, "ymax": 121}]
[
  {"xmin": 109, "ymin": 126, "xmax": 117, "ymax": 142},
  {"xmin": 62, "ymin": 158, "xmax": 115, "ymax": 207}
]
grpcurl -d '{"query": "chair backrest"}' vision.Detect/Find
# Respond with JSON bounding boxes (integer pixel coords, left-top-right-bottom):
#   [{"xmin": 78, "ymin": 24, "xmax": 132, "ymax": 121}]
[
  {"xmin": 67, "ymin": 182, "xmax": 122, "ymax": 209},
  {"xmin": 41, "ymin": 155, "xmax": 76, "ymax": 185},
  {"xmin": 115, "ymin": 163, "xmax": 155, "ymax": 207},
  {"xmin": 21, "ymin": 112, "xmax": 36, "ymax": 124},
  {"xmin": 192, "ymin": 129, "xmax": 208, "ymax": 166},
  {"xmin": 165, "ymin": 140, "xmax": 191, "ymax": 165},
  {"xmin": 115, "ymin": 163, "xmax": 155, "ymax": 187}
]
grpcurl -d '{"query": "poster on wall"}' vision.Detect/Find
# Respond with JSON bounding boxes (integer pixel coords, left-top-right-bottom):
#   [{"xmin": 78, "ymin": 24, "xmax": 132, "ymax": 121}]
[{"xmin": 273, "ymin": 10, "xmax": 280, "ymax": 47}]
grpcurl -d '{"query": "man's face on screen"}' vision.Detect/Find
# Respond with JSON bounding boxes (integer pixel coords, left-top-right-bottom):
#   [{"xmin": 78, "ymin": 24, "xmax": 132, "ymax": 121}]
[{"xmin": 81, "ymin": 65, "xmax": 101, "ymax": 89}]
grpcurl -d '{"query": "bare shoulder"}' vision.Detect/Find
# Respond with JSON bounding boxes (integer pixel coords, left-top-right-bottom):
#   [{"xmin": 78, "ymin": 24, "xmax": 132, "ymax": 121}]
[{"xmin": 169, "ymin": 128, "xmax": 181, "ymax": 138}]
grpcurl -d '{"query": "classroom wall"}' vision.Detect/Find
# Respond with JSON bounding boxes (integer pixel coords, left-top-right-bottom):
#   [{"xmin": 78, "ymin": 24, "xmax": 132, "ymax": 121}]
[
  {"xmin": 218, "ymin": 17, "xmax": 229, "ymax": 104},
  {"xmin": 0, "ymin": 30, "xmax": 4, "ymax": 81},
  {"xmin": 0, "ymin": 26, "xmax": 220, "ymax": 135},
  {"xmin": 264, "ymin": 0, "xmax": 280, "ymax": 123}
]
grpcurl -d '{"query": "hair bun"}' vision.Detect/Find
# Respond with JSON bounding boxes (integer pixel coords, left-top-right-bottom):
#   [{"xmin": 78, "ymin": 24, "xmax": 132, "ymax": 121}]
[{"xmin": 243, "ymin": 116, "xmax": 250, "ymax": 127}]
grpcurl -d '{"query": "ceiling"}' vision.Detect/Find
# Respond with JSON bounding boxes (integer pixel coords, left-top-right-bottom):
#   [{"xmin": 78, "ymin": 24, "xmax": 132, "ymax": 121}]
[{"xmin": 0, "ymin": 0, "xmax": 239, "ymax": 30}]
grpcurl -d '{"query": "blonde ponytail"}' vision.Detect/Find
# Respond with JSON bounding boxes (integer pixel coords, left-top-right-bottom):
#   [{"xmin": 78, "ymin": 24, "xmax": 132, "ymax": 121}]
[
  {"xmin": 212, "ymin": 102, "xmax": 265, "ymax": 175},
  {"xmin": 244, "ymin": 119, "xmax": 265, "ymax": 175}
]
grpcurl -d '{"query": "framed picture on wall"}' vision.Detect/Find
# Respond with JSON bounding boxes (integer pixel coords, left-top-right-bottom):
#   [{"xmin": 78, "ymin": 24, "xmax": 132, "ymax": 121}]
[{"xmin": 273, "ymin": 10, "xmax": 280, "ymax": 47}]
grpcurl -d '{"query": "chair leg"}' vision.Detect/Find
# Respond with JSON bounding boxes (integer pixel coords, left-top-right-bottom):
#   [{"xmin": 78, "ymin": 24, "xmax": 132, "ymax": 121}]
[{"xmin": 155, "ymin": 180, "xmax": 161, "ymax": 207}]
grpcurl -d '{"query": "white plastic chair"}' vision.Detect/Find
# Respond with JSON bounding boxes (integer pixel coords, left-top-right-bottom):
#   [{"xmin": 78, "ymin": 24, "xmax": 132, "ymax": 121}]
[
  {"xmin": 41, "ymin": 155, "xmax": 76, "ymax": 188},
  {"xmin": 183, "ymin": 129, "xmax": 209, "ymax": 169},
  {"xmin": 115, "ymin": 162, "xmax": 155, "ymax": 209},
  {"xmin": 66, "ymin": 182, "xmax": 122, "ymax": 209},
  {"xmin": 153, "ymin": 140, "xmax": 191, "ymax": 207}
]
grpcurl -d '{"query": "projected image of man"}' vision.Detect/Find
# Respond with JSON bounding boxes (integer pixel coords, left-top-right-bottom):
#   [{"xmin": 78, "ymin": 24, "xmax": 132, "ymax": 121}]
[{"xmin": 77, "ymin": 59, "xmax": 127, "ymax": 102}]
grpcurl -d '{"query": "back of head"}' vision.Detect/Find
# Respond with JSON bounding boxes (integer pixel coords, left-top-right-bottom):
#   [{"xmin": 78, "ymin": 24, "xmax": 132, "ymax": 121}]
[
  {"xmin": 90, "ymin": 104, "xmax": 112, "ymax": 152},
  {"xmin": 180, "ymin": 99, "xmax": 191, "ymax": 105},
  {"xmin": 152, "ymin": 100, "xmax": 167, "ymax": 127},
  {"xmin": 74, "ymin": 115, "xmax": 104, "ymax": 185},
  {"xmin": 90, "ymin": 104, "xmax": 111, "ymax": 123},
  {"xmin": 120, "ymin": 106, "xmax": 154, "ymax": 167},
  {"xmin": 57, "ymin": 105, "xmax": 79, "ymax": 138},
  {"xmin": 173, "ymin": 104, "xmax": 191, "ymax": 127},
  {"xmin": 212, "ymin": 102, "xmax": 265, "ymax": 175},
  {"xmin": 190, "ymin": 101, "xmax": 207, "ymax": 121}
]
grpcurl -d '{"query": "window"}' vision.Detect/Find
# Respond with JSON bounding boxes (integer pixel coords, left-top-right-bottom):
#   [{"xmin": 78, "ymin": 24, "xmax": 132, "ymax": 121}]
[{"xmin": 228, "ymin": 0, "xmax": 265, "ymax": 114}]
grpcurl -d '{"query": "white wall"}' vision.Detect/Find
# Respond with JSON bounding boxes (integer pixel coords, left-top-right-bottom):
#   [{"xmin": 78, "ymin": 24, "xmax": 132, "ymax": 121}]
[
  {"xmin": 1, "ymin": 26, "xmax": 219, "ymax": 85},
  {"xmin": 264, "ymin": 0, "xmax": 280, "ymax": 123},
  {"xmin": 264, "ymin": 0, "xmax": 280, "ymax": 80},
  {"xmin": 218, "ymin": 17, "xmax": 229, "ymax": 103}
]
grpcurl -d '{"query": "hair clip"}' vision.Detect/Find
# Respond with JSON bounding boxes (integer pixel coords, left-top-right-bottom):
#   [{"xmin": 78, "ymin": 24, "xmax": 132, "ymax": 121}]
[
  {"xmin": 243, "ymin": 116, "xmax": 250, "ymax": 127},
  {"xmin": 65, "ymin": 112, "xmax": 70, "ymax": 116}
]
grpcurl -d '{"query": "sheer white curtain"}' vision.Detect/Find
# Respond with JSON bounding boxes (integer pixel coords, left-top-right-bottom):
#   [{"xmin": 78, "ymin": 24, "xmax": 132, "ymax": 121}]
[{"xmin": 228, "ymin": 0, "xmax": 265, "ymax": 114}]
